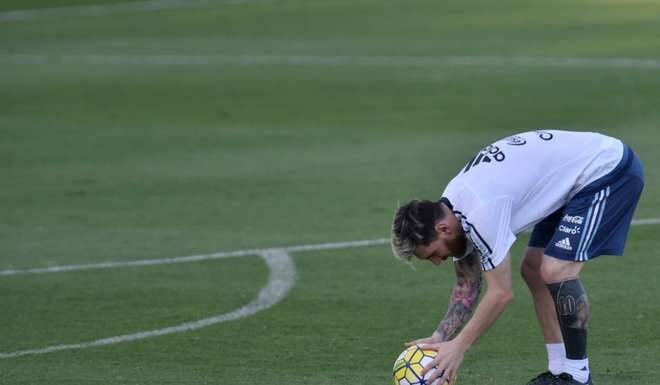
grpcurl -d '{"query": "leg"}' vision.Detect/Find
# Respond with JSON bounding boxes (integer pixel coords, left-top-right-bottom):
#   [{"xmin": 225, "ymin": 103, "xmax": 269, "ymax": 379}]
[
  {"xmin": 521, "ymin": 247, "xmax": 566, "ymax": 383},
  {"xmin": 521, "ymin": 247, "xmax": 563, "ymax": 345},
  {"xmin": 541, "ymin": 255, "xmax": 590, "ymax": 384}
]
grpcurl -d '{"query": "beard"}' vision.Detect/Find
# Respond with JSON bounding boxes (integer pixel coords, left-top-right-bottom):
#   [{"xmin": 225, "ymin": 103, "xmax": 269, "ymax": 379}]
[{"xmin": 445, "ymin": 232, "xmax": 471, "ymax": 258}]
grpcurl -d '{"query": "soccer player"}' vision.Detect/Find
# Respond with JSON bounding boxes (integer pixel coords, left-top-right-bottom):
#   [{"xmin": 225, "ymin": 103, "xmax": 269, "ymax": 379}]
[{"xmin": 391, "ymin": 130, "xmax": 644, "ymax": 385}]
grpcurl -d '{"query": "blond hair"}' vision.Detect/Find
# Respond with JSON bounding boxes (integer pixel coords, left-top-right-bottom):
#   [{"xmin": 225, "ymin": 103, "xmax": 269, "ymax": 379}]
[{"xmin": 390, "ymin": 199, "xmax": 445, "ymax": 262}]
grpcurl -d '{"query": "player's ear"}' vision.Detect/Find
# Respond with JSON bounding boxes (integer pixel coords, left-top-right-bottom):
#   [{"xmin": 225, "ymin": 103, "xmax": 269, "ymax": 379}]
[{"xmin": 434, "ymin": 221, "xmax": 450, "ymax": 236}]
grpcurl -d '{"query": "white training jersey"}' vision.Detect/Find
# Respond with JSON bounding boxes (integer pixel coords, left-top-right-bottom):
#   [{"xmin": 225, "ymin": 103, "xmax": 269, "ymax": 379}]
[{"xmin": 441, "ymin": 130, "xmax": 624, "ymax": 271}]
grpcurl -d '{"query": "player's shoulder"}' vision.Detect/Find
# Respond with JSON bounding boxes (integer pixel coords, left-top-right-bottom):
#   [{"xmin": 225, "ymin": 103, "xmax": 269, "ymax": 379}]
[
  {"xmin": 442, "ymin": 180, "xmax": 481, "ymax": 213},
  {"xmin": 443, "ymin": 179, "xmax": 512, "ymax": 215}
]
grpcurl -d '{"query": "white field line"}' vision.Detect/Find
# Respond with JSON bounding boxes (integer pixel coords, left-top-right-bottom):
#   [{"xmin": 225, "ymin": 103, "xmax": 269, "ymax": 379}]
[
  {"xmin": 1, "ymin": 217, "xmax": 658, "ymax": 277},
  {"xmin": 0, "ymin": 0, "xmax": 269, "ymax": 23},
  {"xmin": 2, "ymin": 53, "xmax": 660, "ymax": 70},
  {"xmin": 0, "ymin": 238, "xmax": 389, "ymax": 277},
  {"xmin": 0, "ymin": 248, "xmax": 266, "ymax": 277},
  {"xmin": 0, "ymin": 249, "xmax": 295, "ymax": 359},
  {"xmin": 629, "ymin": 217, "xmax": 660, "ymax": 225},
  {"xmin": 0, "ymin": 218, "xmax": 657, "ymax": 358}
]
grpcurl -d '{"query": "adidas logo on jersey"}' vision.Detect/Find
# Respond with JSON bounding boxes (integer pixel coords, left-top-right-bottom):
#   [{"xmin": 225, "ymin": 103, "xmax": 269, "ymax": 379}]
[
  {"xmin": 555, "ymin": 237, "xmax": 572, "ymax": 251},
  {"xmin": 462, "ymin": 145, "xmax": 506, "ymax": 173}
]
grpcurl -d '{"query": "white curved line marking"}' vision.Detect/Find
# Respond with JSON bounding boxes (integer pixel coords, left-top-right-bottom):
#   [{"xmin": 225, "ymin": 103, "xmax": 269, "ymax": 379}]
[
  {"xmin": 0, "ymin": 217, "xmax": 657, "ymax": 358},
  {"xmin": 2, "ymin": 54, "xmax": 660, "ymax": 70},
  {"xmin": 0, "ymin": 249, "xmax": 295, "ymax": 359},
  {"xmin": 0, "ymin": 0, "xmax": 270, "ymax": 23},
  {"xmin": 0, "ymin": 239, "xmax": 389, "ymax": 277}
]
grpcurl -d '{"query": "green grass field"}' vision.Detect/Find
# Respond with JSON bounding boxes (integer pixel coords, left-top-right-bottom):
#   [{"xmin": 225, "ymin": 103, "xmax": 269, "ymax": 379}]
[{"xmin": 1, "ymin": 0, "xmax": 659, "ymax": 384}]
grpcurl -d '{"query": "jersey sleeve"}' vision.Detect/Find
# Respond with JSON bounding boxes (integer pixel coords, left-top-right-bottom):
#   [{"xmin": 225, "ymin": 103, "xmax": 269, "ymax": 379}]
[{"xmin": 458, "ymin": 197, "xmax": 516, "ymax": 271}]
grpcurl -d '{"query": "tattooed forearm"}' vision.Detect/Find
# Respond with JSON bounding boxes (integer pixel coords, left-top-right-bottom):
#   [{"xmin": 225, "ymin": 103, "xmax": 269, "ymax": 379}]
[
  {"xmin": 436, "ymin": 280, "xmax": 481, "ymax": 340},
  {"xmin": 435, "ymin": 253, "xmax": 482, "ymax": 341}
]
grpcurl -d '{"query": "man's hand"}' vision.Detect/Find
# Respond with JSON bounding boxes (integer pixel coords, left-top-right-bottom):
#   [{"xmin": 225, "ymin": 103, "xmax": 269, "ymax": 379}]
[
  {"xmin": 419, "ymin": 338, "xmax": 468, "ymax": 385},
  {"xmin": 404, "ymin": 331, "xmax": 443, "ymax": 347}
]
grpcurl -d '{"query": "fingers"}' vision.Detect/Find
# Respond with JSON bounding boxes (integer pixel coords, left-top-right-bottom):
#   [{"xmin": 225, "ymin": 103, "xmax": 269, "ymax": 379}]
[
  {"xmin": 425, "ymin": 365, "xmax": 445, "ymax": 385},
  {"xmin": 404, "ymin": 337, "xmax": 431, "ymax": 347},
  {"xmin": 421, "ymin": 361, "xmax": 430, "ymax": 375},
  {"xmin": 427, "ymin": 363, "xmax": 456, "ymax": 385},
  {"xmin": 422, "ymin": 356, "xmax": 451, "ymax": 384},
  {"xmin": 445, "ymin": 368, "xmax": 456, "ymax": 385},
  {"xmin": 440, "ymin": 367, "xmax": 456, "ymax": 385},
  {"xmin": 420, "ymin": 354, "xmax": 441, "ymax": 376}
]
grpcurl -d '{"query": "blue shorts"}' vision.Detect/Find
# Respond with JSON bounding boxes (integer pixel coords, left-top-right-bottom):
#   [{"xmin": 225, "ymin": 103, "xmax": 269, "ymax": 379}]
[{"xmin": 528, "ymin": 144, "xmax": 644, "ymax": 261}]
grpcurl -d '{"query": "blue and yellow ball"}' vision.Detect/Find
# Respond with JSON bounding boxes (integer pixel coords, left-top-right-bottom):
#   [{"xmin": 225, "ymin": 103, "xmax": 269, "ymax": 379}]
[{"xmin": 392, "ymin": 345, "xmax": 453, "ymax": 385}]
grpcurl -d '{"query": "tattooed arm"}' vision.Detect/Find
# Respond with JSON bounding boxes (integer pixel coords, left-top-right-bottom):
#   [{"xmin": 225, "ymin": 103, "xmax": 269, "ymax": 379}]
[
  {"xmin": 419, "ymin": 254, "xmax": 512, "ymax": 385},
  {"xmin": 435, "ymin": 251, "xmax": 482, "ymax": 341}
]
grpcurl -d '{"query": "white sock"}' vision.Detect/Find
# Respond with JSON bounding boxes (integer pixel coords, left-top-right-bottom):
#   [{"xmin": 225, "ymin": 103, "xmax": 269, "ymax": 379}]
[
  {"xmin": 546, "ymin": 343, "xmax": 566, "ymax": 375},
  {"xmin": 564, "ymin": 358, "xmax": 590, "ymax": 383}
]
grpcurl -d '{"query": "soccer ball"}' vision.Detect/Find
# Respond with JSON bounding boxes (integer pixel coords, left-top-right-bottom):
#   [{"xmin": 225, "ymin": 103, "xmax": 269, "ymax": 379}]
[{"xmin": 392, "ymin": 345, "xmax": 451, "ymax": 385}]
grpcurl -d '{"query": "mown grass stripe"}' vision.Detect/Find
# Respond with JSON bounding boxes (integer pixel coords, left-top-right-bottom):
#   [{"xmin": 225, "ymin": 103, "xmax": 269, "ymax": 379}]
[
  {"xmin": 0, "ymin": 0, "xmax": 270, "ymax": 23},
  {"xmin": 1, "ymin": 54, "xmax": 660, "ymax": 70}
]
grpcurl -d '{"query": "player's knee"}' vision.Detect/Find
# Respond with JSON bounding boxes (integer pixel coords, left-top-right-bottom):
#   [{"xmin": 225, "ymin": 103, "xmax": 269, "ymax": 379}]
[
  {"xmin": 520, "ymin": 249, "xmax": 543, "ymax": 285},
  {"xmin": 539, "ymin": 260, "xmax": 559, "ymax": 283},
  {"xmin": 539, "ymin": 257, "xmax": 583, "ymax": 284},
  {"xmin": 520, "ymin": 257, "xmax": 539, "ymax": 284}
]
